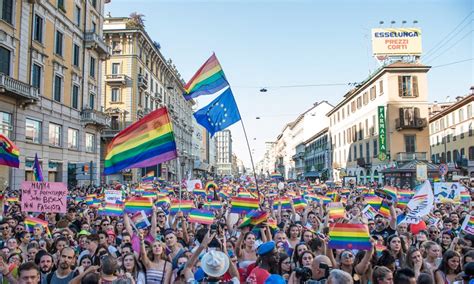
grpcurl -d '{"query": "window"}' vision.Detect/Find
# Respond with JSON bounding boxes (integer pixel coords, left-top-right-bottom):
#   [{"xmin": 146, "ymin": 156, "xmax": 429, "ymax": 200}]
[
  {"xmin": 57, "ymin": 0, "xmax": 65, "ymax": 11},
  {"xmin": 86, "ymin": 133, "xmax": 95, "ymax": 152},
  {"xmin": 0, "ymin": 112, "xmax": 12, "ymax": 138},
  {"xmin": 469, "ymin": 123, "xmax": 473, "ymax": 137},
  {"xmin": 89, "ymin": 93, "xmax": 95, "ymax": 109},
  {"xmin": 32, "ymin": 64, "xmax": 41, "ymax": 91},
  {"xmin": 398, "ymin": 76, "xmax": 419, "ymax": 97},
  {"xmin": 459, "ymin": 109, "xmax": 464, "ymax": 122},
  {"xmin": 353, "ymin": 145, "xmax": 357, "ymax": 160},
  {"xmin": 358, "ymin": 122, "xmax": 363, "ymax": 140},
  {"xmin": 370, "ymin": 86, "xmax": 376, "ymax": 100},
  {"xmin": 467, "ymin": 104, "xmax": 473, "ymax": 118},
  {"xmin": 49, "ymin": 123, "xmax": 61, "ymax": 146},
  {"xmin": 404, "ymin": 135, "xmax": 416, "ymax": 153},
  {"xmin": 453, "ymin": 150, "xmax": 460, "ymax": 162},
  {"xmin": 33, "ymin": 14, "xmax": 43, "ymax": 43},
  {"xmin": 460, "ymin": 126, "xmax": 464, "ymax": 139},
  {"xmin": 365, "ymin": 119, "xmax": 369, "ymax": 137},
  {"xmin": 55, "ymin": 31, "xmax": 63, "ymax": 56},
  {"xmin": 351, "ymin": 101, "xmax": 356, "ymax": 113},
  {"xmin": 111, "ymin": 63, "xmax": 120, "ymax": 74},
  {"xmin": 91, "ymin": 0, "xmax": 97, "ymax": 9},
  {"xmin": 447, "ymin": 151, "xmax": 452, "ymax": 163},
  {"xmin": 72, "ymin": 85, "xmax": 79, "ymax": 109},
  {"xmin": 379, "ymin": 80, "xmax": 383, "ymax": 95},
  {"xmin": 357, "ymin": 97, "xmax": 362, "ymax": 109},
  {"xmin": 73, "ymin": 44, "xmax": 80, "ymax": 67},
  {"xmin": 366, "ymin": 142, "xmax": 370, "ymax": 161},
  {"xmin": 399, "ymin": 107, "xmax": 420, "ymax": 127},
  {"xmin": 0, "ymin": 46, "xmax": 11, "ymax": 75},
  {"xmin": 373, "ymin": 140, "xmax": 378, "ymax": 157},
  {"xmin": 54, "ymin": 75, "xmax": 62, "ymax": 102},
  {"xmin": 74, "ymin": 5, "xmax": 81, "ymax": 25},
  {"xmin": 111, "ymin": 116, "xmax": 119, "ymax": 130},
  {"xmin": 359, "ymin": 144, "xmax": 363, "ymax": 160},
  {"xmin": 461, "ymin": 148, "xmax": 465, "ymax": 159},
  {"xmin": 352, "ymin": 125, "xmax": 357, "ymax": 142},
  {"xmin": 90, "ymin": 56, "xmax": 96, "ymax": 78},
  {"xmin": 1, "ymin": 0, "xmax": 13, "ymax": 24},
  {"xmin": 67, "ymin": 128, "xmax": 78, "ymax": 149},
  {"xmin": 469, "ymin": 146, "xmax": 474, "ymax": 161},
  {"xmin": 92, "ymin": 21, "xmax": 97, "ymax": 33},
  {"xmin": 111, "ymin": 88, "xmax": 120, "ymax": 102},
  {"xmin": 363, "ymin": 92, "xmax": 368, "ymax": 105},
  {"xmin": 25, "ymin": 119, "xmax": 41, "ymax": 143}
]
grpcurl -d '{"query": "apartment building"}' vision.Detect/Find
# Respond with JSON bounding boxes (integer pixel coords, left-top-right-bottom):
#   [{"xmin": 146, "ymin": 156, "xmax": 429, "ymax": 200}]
[
  {"xmin": 101, "ymin": 16, "xmax": 194, "ymax": 182},
  {"xmin": 303, "ymin": 127, "xmax": 330, "ymax": 181},
  {"xmin": 429, "ymin": 89, "xmax": 474, "ymax": 177},
  {"xmin": 327, "ymin": 62, "xmax": 431, "ymax": 185},
  {"xmin": 0, "ymin": 0, "xmax": 109, "ymax": 188},
  {"xmin": 216, "ymin": 130, "xmax": 232, "ymax": 176}
]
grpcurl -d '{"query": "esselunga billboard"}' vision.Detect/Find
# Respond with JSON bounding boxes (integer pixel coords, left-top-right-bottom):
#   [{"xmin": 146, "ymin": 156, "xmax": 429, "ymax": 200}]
[{"xmin": 371, "ymin": 28, "xmax": 422, "ymax": 55}]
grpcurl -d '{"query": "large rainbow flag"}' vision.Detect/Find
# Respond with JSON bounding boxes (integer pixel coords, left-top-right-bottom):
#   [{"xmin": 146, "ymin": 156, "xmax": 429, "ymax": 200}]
[
  {"xmin": 329, "ymin": 223, "xmax": 372, "ymax": 250},
  {"xmin": 183, "ymin": 53, "xmax": 229, "ymax": 101},
  {"xmin": 104, "ymin": 108, "xmax": 177, "ymax": 175},
  {"xmin": 0, "ymin": 133, "xmax": 19, "ymax": 168}
]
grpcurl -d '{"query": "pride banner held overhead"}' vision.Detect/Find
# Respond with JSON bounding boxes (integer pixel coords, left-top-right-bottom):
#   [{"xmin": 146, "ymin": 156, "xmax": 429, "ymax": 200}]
[{"xmin": 329, "ymin": 223, "xmax": 372, "ymax": 250}]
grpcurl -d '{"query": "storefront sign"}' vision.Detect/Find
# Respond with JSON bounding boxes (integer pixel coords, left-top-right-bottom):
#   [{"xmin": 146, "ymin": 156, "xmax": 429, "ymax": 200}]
[{"xmin": 378, "ymin": 106, "xmax": 387, "ymax": 161}]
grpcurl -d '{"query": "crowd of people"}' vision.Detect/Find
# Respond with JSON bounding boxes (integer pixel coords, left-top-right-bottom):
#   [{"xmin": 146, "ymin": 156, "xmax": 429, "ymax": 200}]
[{"xmin": 0, "ymin": 178, "xmax": 472, "ymax": 284}]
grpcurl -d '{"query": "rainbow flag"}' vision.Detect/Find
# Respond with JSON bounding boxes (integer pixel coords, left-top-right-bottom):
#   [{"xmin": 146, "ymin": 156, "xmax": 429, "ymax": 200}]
[
  {"xmin": 365, "ymin": 196, "xmax": 383, "ymax": 210},
  {"xmin": 382, "ymin": 186, "xmax": 398, "ymax": 200},
  {"xmin": 6, "ymin": 197, "xmax": 19, "ymax": 203},
  {"xmin": 270, "ymin": 172, "xmax": 283, "ymax": 179},
  {"xmin": 250, "ymin": 211, "xmax": 269, "ymax": 225},
  {"xmin": 293, "ymin": 197, "xmax": 307, "ymax": 211},
  {"xmin": 183, "ymin": 53, "xmax": 229, "ymax": 100},
  {"xmin": 124, "ymin": 197, "xmax": 153, "ymax": 215},
  {"xmin": 273, "ymin": 197, "xmax": 291, "ymax": 210},
  {"xmin": 33, "ymin": 153, "xmax": 44, "ymax": 182},
  {"xmin": 328, "ymin": 202, "xmax": 345, "ymax": 219},
  {"xmin": 231, "ymin": 197, "xmax": 259, "ymax": 214},
  {"xmin": 188, "ymin": 209, "xmax": 214, "ymax": 225},
  {"xmin": 378, "ymin": 201, "xmax": 391, "ymax": 218},
  {"xmin": 131, "ymin": 211, "xmax": 151, "ymax": 229},
  {"xmin": 267, "ymin": 218, "xmax": 278, "ymax": 230},
  {"xmin": 142, "ymin": 191, "xmax": 157, "ymax": 199},
  {"xmin": 104, "ymin": 108, "xmax": 177, "ymax": 175},
  {"xmin": 375, "ymin": 244, "xmax": 387, "ymax": 256},
  {"xmin": 362, "ymin": 205, "xmax": 378, "ymax": 220},
  {"xmin": 205, "ymin": 201, "xmax": 222, "ymax": 211},
  {"xmin": 24, "ymin": 216, "xmax": 51, "ymax": 236},
  {"xmin": 155, "ymin": 196, "xmax": 170, "ymax": 208},
  {"xmin": 194, "ymin": 188, "xmax": 207, "ymax": 197},
  {"xmin": 102, "ymin": 203, "xmax": 123, "ymax": 217},
  {"xmin": 0, "ymin": 133, "xmax": 19, "ymax": 168},
  {"xmin": 142, "ymin": 172, "xmax": 155, "ymax": 183},
  {"xmin": 461, "ymin": 215, "xmax": 474, "ymax": 235},
  {"xmin": 219, "ymin": 191, "xmax": 230, "ymax": 200},
  {"xmin": 238, "ymin": 190, "xmax": 253, "ymax": 198},
  {"xmin": 460, "ymin": 191, "xmax": 470, "ymax": 203},
  {"xmin": 170, "ymin": 200, "xmax": 194, "ymax": 215},
  {"xmin": 329, "ymin": 223, "xmax": 372, "ymax": 250}
]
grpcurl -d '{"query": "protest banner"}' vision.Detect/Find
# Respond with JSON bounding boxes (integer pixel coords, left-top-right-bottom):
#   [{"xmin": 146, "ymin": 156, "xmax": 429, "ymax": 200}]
[
  {"xmin": 21, "ymin": 182, "xmax": 67, "ymax": 213},
  {"xmin": 460, "ymin": 215, "xmax": 474, "ymax": 235},
  {"xmin": 433, "ymin": 182, "xmax": 463, "ymax": 202},
  {"xmin": 104, "ymin": 190, "xmax": 122, "ymax": 204}
]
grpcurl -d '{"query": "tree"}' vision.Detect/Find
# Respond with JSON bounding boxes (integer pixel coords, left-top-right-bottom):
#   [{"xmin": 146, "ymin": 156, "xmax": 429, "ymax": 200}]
[{"xmin": 127, "ymin": 12, "xmax": 145, "ymax": 28}]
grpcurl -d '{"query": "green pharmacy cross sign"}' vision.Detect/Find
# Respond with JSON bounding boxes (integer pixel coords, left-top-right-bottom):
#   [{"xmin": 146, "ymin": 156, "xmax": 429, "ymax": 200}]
[{"xmin": 378, "ymin": 106, "xmax": 387, "ymax": 161}]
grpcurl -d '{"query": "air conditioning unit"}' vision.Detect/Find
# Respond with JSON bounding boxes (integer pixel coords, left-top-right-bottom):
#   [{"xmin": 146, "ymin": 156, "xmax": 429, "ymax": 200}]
[{"xmin": 415, "ymin": 118, "xmax": 426, "ymax": 127}]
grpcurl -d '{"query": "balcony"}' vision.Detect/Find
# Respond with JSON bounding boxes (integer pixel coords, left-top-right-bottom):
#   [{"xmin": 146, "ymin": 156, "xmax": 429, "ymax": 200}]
[
  {"xmin": 138, "ymin": 75, "xmax": 148, "ymax": 90},
  {"xmin": 396, "ymin": 152, "xmax": 427, "ymax": 162},
  {"xmin": 395, "ymin": 118, "xmax": 428, "ymax": 130},
  {"xmin": 0, "ymin": 73, "xmax": 39, "ymax": 104},
  {"xmin": 81, "ymin": 108, "xmax": 110, "ymax": 128},
  {"xmin": 84, "ymin": 31, "xmax": 110, "ymax": 58},
  {"xmin": 105, "ymin": 74, "xmax": 128, "ymax": 85},
  {"xmin": 101, "ymin": 129, "xmax": 120, "ymax": 139}
]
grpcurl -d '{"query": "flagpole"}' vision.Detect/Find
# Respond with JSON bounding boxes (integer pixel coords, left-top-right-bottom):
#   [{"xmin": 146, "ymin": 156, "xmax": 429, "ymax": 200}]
[{"xmin": 239, "ymin": 119, "xmax": 260, "ymax": 198}]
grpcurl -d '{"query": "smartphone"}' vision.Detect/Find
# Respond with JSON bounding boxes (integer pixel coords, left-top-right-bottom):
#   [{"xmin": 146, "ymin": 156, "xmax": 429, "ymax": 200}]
[{"xmin": 210, "ymin": 224, "xmax": 217, "ymax": 234}]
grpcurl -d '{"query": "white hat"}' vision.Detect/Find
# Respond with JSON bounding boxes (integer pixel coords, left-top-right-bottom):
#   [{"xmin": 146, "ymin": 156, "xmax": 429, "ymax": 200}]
[{"xmin": 200, "ymin": 250, "xmax": 230, "ymax": 278}]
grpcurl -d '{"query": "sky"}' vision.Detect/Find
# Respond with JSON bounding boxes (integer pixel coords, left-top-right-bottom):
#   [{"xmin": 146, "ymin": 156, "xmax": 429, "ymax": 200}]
[{"xmin": 105, "ymin": 0, "xmax": 473, "ymax": 168}]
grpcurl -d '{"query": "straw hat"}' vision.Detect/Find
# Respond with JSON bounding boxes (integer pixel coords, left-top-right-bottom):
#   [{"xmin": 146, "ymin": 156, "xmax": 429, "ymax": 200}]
[{"xmin": 200, "ymin": 250, "xmax": 230, "ymax": 278}]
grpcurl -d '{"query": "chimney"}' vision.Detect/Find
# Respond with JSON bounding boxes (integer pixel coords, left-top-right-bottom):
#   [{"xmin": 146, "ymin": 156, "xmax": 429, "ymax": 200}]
[
  {"xmin": 455, "ymin": 96, "xmax": 463, "ymax": 102},
  {"xmin": 470, "ymin": 86, "xmax": 474, "ymax": 95}
]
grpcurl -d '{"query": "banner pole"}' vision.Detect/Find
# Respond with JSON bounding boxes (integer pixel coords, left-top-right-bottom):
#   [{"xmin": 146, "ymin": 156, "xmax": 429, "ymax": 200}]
[{"xmin": 239, "ymin": 119, "xmax": 260, "ymax": 198}]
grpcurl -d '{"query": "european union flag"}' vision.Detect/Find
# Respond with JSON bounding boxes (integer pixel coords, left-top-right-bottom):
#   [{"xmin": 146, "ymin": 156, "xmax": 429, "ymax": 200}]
[{"xmin": 194, "ymin": 88, "xmax": 241, "ymax": 137}]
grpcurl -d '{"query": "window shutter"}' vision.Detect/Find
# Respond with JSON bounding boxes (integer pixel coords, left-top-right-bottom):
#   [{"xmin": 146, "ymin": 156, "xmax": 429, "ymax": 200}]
[
  {"xmin": 399, "ymin": 108, "xmax": 405, "ymax": 126},
  {"xmin": 413, "ymin": 76, "xmax": 419, "ymax": 97},
  {"xmin": 414, "ymin": 107, "xmax": 420, "ymax": 119},
  {"xmin": 398, "ymin": 76, "xmax": 403, "ymax": 97}
]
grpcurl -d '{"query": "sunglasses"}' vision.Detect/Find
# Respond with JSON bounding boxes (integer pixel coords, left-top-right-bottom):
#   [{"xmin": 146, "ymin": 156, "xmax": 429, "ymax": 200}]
[{"xmin": 0, "ymin": 227, "xmax": 9, "ymax": 230}]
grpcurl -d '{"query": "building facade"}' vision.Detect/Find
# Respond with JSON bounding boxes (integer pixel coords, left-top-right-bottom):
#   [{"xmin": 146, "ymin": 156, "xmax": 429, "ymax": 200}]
[
  {"xmin": 429, "ymin": 89, "xmax": 474, "ymax": 177},
  {"xmin": 273, "ymin": 101, "xmax": 333, "ymax": 179},
  {"xmin": 328, "ymin": 62, "xmax": 431, "ymax": 185},
  {"xmin": 192, "ymin": 120, "xmax": 217, "ymax": 178},
  {"xmin": 0, "ymin": 0, "xmax": 109, "ymax": 188},
  {"xmin": 304, "ymin": 127, "xmax": 330, "ymax": 181},
  {"xmin": 216, "ymin": 130, "xmax": 232, "ymax": 176},
  {"xmin": 101, "ymin": 16, "xmax": 195, "ymax": 182}
]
